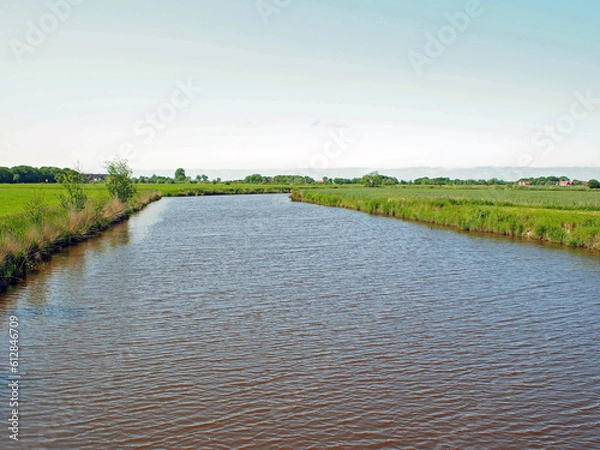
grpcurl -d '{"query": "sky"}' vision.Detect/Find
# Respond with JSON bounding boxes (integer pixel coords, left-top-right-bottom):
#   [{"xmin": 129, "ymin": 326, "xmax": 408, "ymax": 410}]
[{"xmin": 1, "ymin": 0, "xmax": 599, "ymax": 177}]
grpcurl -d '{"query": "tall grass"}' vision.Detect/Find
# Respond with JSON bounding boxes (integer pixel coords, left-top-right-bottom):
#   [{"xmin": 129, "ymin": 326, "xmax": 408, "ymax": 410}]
[
  {"xmin": 291, "ymin": 188, "xmax": 600, "ymax": 251},
  {"xmin": 0, "ymin": 191, "xmax": 161, "ymax": 293}
]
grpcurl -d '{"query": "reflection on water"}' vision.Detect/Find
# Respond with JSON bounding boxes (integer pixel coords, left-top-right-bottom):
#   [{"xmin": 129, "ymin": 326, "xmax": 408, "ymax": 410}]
[
  {"xmin": 0, "ymin": 220, "xmax": 131, "ymax": 313},
  {"xmin": 1, "ymin": 195, "xmax": 599, "ymax": 449}
]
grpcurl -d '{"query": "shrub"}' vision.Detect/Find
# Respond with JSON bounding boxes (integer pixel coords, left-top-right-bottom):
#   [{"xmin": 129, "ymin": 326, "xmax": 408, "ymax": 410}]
[
  {"xmin": 57, "ymin": 168, "xmax": 87, "ymax": 211},
  {"xmin": 106, "ymin": 158, "xmax": 136, "ymax": 203}
]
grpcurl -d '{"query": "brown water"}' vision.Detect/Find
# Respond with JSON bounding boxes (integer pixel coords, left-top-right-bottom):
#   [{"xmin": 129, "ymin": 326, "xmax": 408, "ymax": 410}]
[{"xmin": 1, "ymin": 194, "xmax": 600, "ymax": 449}]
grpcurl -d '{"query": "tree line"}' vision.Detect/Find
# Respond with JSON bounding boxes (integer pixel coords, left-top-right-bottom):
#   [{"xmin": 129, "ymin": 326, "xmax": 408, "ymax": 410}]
[
  {"xmin": 3, "ymin": 165, "xmax": 598, "ymax": 189},
  {"xmin": 241, "ymin": 172, "xmax": 401, "ymax": 186},
  {"xmin": 516, "ymin": 176, "xmax": 589, "ymax": 186},
  {"xmin": 0, "ymin": 166, "xmax": 77, "ymax": 184}
]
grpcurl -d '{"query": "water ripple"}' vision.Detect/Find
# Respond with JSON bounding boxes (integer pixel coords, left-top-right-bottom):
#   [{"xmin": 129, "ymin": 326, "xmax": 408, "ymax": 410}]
[{"xmin": 1, "ymin": 195, "xmax": 599, "ymax": 449}]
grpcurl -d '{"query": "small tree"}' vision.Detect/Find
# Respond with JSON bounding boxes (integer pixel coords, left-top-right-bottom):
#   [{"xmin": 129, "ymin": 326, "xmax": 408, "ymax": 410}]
[
  {"xmin": 589, "ymin": 179, "xmax": 600, "ymax": 189},
  {"xmin": 362, "ymin": 171, "xmax": 383, "ymax": 187},
  {"xmin": 57, "ymin": 167, "xmax": 87, "ymax": 210},
  {"xmin": 106, "ymin": 158, "xmax": 136, "ymax": 203},
  {"xmin": 244, "ymin": 174, "xmax": 265, "ymax": 184},
  {"xmin": 175, "ymin": 168, "xmax": 187, "ymax": 182}
]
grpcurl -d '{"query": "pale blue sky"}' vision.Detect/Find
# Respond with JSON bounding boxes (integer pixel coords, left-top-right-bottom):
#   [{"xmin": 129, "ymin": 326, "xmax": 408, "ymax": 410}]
[{"xmin": 1, "ymin": 0, "xmax": 599, "ymax": 175}]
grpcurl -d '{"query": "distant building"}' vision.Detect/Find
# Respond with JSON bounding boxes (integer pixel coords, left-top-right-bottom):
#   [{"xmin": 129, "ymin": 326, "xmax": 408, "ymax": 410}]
[
  {"xmin": 518, "ymin": 180, "xmax": 530, "ymax": 186},
  {"xmin": 583, "ymin": 181, "xmax": 589, "ymax": 186},
  {"xmin": 559, "ymin": 180, "xmax": 574, "ymax": 186},
  {"xmin": 85, "ymin": 173, "xmax": 107, "ymax": 182}
]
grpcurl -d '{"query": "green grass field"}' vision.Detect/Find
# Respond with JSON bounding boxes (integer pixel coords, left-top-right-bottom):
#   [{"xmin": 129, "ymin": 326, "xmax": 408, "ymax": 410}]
[
  {"xmin": 0, "ymin": 186, "xmax": 162, "ymax": 292},
  {"xmin": 2, "ymin": 182, "xmax": 598, "ymax": 218},
  {"xmin": 1, "ymin": 182, "xmax": 599, "ymax": 292},
  {"xmin": 0, "ymin": 184, "xmax": 109, "ymax": 217},
  {"xmin": 3, "ymin": 183, "xmax": 600, "ymax": 251},
  {"xmin": 303, "ymin": 185, "xmax": 600, "ymax": 210},
  {"xmin": 0, "ymin": 181, "xmax": 296, "ymax": 291},
  {"xmin": 292, "ymin": 185, "xmax": 600, "ymax": 251},
  {"xmin": 0, "ymin": 183, "xmax": 293, "ymax": 219}
]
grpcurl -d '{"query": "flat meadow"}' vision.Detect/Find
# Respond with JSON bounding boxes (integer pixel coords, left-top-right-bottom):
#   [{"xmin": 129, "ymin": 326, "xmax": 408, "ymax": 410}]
[
  {"xmin": 0, "ymin": 183, "xmax": 292, "ymax": 221},
  {"xmin": 2, "ymin": 181, "xmax": 600, "ymax": 292},
  {"xmin": 301, "ymin": 185, "xmax": 600, "ymax": 210},
  {"xmin": 292, "ymin": 185, "xmax": 600, "ymax": 251}
]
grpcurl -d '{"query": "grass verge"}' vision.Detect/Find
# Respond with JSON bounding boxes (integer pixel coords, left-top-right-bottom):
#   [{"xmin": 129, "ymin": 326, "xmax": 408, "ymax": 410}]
[
  {"xmin": 0, "ymin": 192, "xmax": 161, "ymax": 293},
  {"xmin": 290, "ymin": 187, "xmax": 600, "ymax": 251},
  {"xmin": 0, "ymin": 184, "xmax": 294, "ymax": 293}
]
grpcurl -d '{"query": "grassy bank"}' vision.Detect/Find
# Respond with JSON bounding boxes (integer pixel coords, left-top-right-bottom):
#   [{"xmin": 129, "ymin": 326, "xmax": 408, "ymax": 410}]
[
  {"xmin": 0, "ymin": 183, "xmax": 296, "ymax": 293},
  {"xmin": 291, "ymin": 186, "xmax": 600, "ymax": 251},
  {"xmin": 0, "ymin": 183, "xmax": 292, "ymax": 218},
  {"xmin": 0, "ymin": 191, "xmax": 161, "ymax": 293}
]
